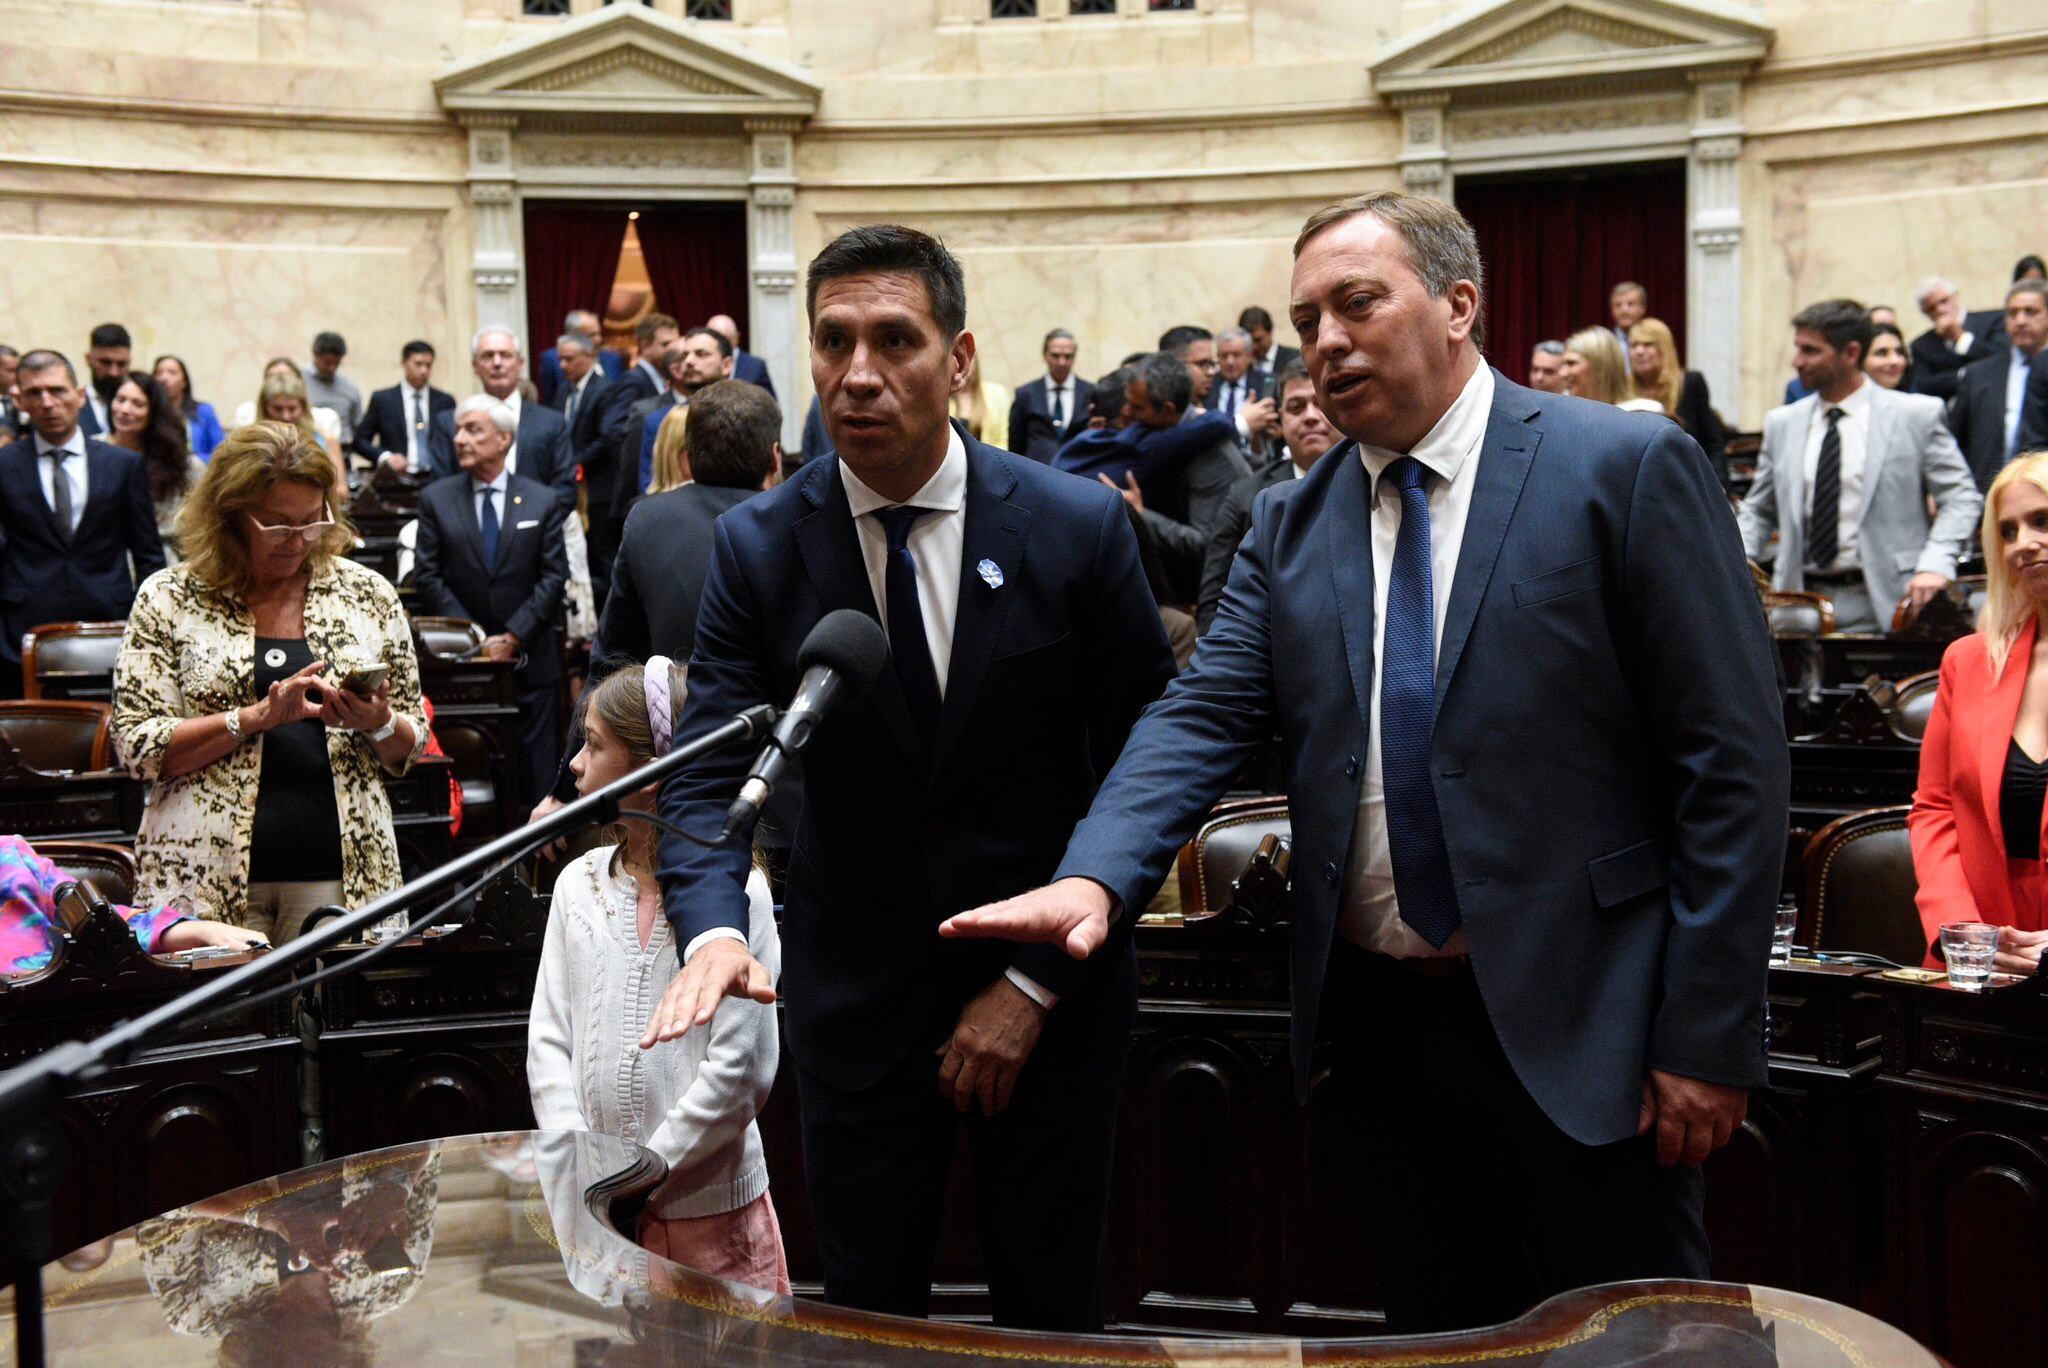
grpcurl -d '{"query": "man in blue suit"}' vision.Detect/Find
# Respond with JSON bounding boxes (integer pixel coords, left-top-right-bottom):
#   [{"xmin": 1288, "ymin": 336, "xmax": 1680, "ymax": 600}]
[
  {"xmin": 707, "ymin": 313, "xmax": 775, "ymax": 398},
  {"xmin": 943, "ymin": 192, "xmax": 1789, "ymax": 1333},
  {"xmin": 644, "ymin": 226, "xmax": 1174, "ymax": 1330},
  {"xmin": 1, "ymin": 350, "xmax": 165, "ymax": 695},
  {"xmin": 535, "ymin": 309, "xmax": 625, "ymax": 407}
]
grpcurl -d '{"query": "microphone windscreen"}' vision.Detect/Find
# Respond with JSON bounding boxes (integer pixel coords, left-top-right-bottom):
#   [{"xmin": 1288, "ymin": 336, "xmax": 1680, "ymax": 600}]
[{"xmin": 798, "ymin": 609, "xmax": 890, "ymax": 695}]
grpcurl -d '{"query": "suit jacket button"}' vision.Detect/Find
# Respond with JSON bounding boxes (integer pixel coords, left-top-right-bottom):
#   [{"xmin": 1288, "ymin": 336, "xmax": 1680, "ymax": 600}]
[
  {"xmin": 1345, "ymin": 755, "xmax": 1360, "ymax": 779},
  {"xmin": 1324, "ymin": 862, "xmax": 1339, "ymax": 885}
]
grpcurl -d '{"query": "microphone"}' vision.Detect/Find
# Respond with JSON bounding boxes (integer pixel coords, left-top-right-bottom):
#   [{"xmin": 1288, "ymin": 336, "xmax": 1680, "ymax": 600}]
[{"xmin": 720, "ymin": 609, "xmax": 889, "ymax": 842}]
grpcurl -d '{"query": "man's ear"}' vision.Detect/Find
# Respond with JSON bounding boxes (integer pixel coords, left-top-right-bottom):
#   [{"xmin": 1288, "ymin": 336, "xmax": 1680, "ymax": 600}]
[
  {"xmin": 763, "ymin": 443, "xmax": 783, "ymax": 490},
  {"xmin": 950, "ymin": 331, "xmax": 977, "ymax": 397}
]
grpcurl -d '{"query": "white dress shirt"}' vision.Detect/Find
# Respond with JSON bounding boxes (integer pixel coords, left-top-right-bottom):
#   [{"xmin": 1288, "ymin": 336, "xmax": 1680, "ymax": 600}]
[
  {"xmin": 1800, "ymin": 376, "xmax": 1873, "ymax": 574},
  {"xmin": 472, "ymin": 467, "xmax": 509, "ymax": 535},
  {"xmin": 1215, "ymin": 374, "xmax": 1259, "ymax": 442},
  {"xmin": 87, "ymin": 390, "xmax": 109, "ymax": 435},
  {"xmin": 34, "ymin": 428, "xmax": 89, "ymax": 536},
  {"xmin": 401, "ymin": 382, "xmax": 431, "ymax": 471},
  {"xmin": 2007, "ymin": 348, "xmax": 2035, "ymax": 457},
  {"xmin": 687, "ymin": 426, "xmax": 1056, "ymax": 1007},
  {"xmin": 1338, "ymin": 362, "xmax": 1494, "ymax": 958},
  {"xmin": 1042, "ymin": 375, "xmax": 1075, "ymax": 431}
]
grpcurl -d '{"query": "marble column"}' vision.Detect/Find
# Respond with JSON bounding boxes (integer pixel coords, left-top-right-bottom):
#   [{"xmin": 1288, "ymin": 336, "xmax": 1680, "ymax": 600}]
[
  {"xmin": 1687, "ymin": 71, "xmax": 1747, "ymax": 419},
  {"xmin": 747, "ymin": 118, "xmax": 803, "ymax": 451},
  {"xmin": 1394, "ymin": 96, "xmax": 1452, "ymax": 202},
  {"xmin": 461, "ymin": 115, "xmax": 523, "ymax": 347}
]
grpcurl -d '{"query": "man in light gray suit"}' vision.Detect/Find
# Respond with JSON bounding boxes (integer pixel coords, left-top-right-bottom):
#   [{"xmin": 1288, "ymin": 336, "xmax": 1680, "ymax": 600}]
[{"xmin": 1739, "ymin": 299, "xmax": 1981, "ymax": 632}]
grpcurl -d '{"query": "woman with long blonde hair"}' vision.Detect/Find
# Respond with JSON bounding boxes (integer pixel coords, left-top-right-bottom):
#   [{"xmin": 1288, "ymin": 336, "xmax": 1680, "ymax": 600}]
[
  {"xmin": 1560, "ymin": 328, "xmax": 1656, "ymax": 410},
  {"xmin": 1627, "ymin": 318, "xmax": 1727, "ymax": 474},
  {"xmin": 947, "ymin": 351, "xmax": 1011, "ymax": 449},
  {"xmin": 1909, "ymin": 450, "xmax": 2048, "ymax": 976},
  {"xmin": 649, "ymin": 403, "xmax": 690, "ymax": 495}
]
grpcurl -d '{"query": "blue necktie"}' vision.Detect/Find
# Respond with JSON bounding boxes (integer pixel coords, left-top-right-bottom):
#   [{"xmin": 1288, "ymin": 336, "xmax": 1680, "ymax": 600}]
[
  {"xmin": 1379, "ymin": 457, "xmax": 1461, "ymax": 948},
  {"xmin": 478, "ymin": 486, "xmax": 500, "ymax": 569},
  {"xmin": 1222, "ymin": 383, "xmax": 1238, "ymax": 417},
  {"xmin": 871, "ymin": 506, "xmax": 942, "ymax": 757}
]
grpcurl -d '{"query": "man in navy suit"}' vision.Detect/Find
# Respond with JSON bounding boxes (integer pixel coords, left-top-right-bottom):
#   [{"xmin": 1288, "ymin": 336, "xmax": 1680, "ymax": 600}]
[
  {"xmin": 644, "ymin": 225, "xmax": 1174, "ymax": 1330},
  {"xmin": 1, "ymin": 350, "xmax": 165, "ymax": 695},
  {"xmin": 356, "ymin": 340, "xmax": 455, "ymax": 475},
  {"xmin": 551, "ymin": 331, "xmax": 613, "ymax": 496},
  {"xmin": 535, "ymin": 309, "xmax": 625, "ymax": 406},
  {"xmin": 1005, "ymin": 328, "xmax": 1093, "ymax": 462},
  {"xmin": 943, "ymin": 192, "xmax": 1788, "ymax": 1333},
  {"xmin": 427, "ymin": 329, "xmax": 575, "ymax": 507},
  {"xmin": 413, "ymin": 396, "xmax": 569, "ymax": 809},
  {"xmin": 1241, "ymin": 305, "xmax": 1301, "ymax": 380},
  {"xmin": 707, "ymin": 314, "xmax": 775, "ymax": 398},
  {"xmin": 78, "ymin": 322, "xmax": 132, "ymax": 438}
]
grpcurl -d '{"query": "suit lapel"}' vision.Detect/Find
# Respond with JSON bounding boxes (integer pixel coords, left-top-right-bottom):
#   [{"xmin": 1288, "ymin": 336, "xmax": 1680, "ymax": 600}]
[
  {"xmin": 1325, "ymin": 445, "xmax": 1377, "ymax": 738},
  {"xmin": 1859, "ymin": 386, "xmax": 1895, "ymax": 521},
  {"xmin": 930, "ymin": 443, "xmax": 1028, "ymax": 782},
  {"xmin": 1779, "ymin": 402, "xmax": 1815, "ymax": 580},
  {"xmin": 1434, "ymin": 386, "xmax": 1539, "ymax": 708},
  {"xmin": 791, "ymin": 459, "xmax": 924, "ymax": 766},
  {"xmin": 444, "ymin": 478, "xmax": 489, "ymax": 576},
  {"xmin": 1979, "ymin": 615, "xmax": 2035, "ymax": 861},
  {"xmin": 1, "ymin": 447, "xmax": 58, "ymax": 543}
]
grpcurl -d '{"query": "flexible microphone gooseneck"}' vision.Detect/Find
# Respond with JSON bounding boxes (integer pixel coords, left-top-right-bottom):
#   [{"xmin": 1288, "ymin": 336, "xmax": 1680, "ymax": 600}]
[{"xmin": 720, "ymin": 609, "xmax": 890, "ymax": 843}]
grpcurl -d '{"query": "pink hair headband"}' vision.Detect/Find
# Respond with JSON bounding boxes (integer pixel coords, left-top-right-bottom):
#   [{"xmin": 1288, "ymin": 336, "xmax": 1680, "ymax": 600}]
[{"xmin": 644, "ymin": 655, "xmax": 674, "ymax": 755}]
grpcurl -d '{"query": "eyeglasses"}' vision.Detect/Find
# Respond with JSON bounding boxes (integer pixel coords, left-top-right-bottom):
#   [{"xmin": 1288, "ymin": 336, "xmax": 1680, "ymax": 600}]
[
  {"xmin": 247, "ymin": 504, "xmax": 336, "ymax": 544},
  {"xmin": 1190, "ymin": 359, "xmax": 1220, "ymax": 372}
]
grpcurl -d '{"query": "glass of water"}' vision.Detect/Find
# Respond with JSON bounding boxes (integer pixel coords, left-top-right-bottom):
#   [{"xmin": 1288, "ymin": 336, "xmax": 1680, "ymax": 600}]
[
  {"xmin": 1770, "ymin": 900, "xmax": 1798, "ymax": 964},
  {"xmin": 367, "ymin": 911, "xmax": 410, "ymax": 945},
  {"xmin": 1939, "ymin": 922, "xmax": 2000, "ymax": 990}
]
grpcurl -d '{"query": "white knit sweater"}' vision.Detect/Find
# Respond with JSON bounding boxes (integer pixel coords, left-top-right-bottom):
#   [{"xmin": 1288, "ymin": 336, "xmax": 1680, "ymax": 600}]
[{"xmin": 527, "ymin": 848, "xmax": 780, "ymax": 1219}]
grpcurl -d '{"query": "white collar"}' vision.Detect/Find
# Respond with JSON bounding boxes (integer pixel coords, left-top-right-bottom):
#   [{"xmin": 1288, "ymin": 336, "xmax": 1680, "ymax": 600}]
[
  {"xmin": 841, "ymin": 424, "xmax": 968, "ymax": 519},
  {"xmin": 33, "ymin": 428, "xmax": 86, "ymax": 459},
  {"xmin": 1355, "ymin": 362, "xmax": 1494, "ymax": 488},
  {"xmin": 472, "ymin": 468, "xmax": 509, "ymax": 495},
  {"xmin": 1818, "ymin": 376, "xmax": 1872, "ymax": 418},
  {"xmin": 1044, "ymin": 374, "xmax": 1070, "ymax": 392}
]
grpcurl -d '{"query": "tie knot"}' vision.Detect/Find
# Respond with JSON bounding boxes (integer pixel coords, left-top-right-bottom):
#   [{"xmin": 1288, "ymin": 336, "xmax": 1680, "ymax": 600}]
[
  {"xmin": 1382, "ymin": 456, "xmax": 1429, "ymax": 495},
  {"xmin": 1825, "ymin": 406, "xmax": 1845, "ymax": 426},
  {"xmin": 872, "ymin": 504, "xmax": 928, "ymax": 552}
]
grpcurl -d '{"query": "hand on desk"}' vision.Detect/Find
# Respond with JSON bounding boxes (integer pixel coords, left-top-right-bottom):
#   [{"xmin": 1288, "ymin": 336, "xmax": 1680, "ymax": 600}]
[
  {"xmin": 159, "ymin": 920, "xmax": 270, "ymax": 954},
  {"xmin": 939, "ymin": 876, "xmax": 1114, "ymax": 961},
  {"xmin": 1995, "ymin": 926, "xmax": 2048, "ymax": 976},
  {"xmin": 1638, "ymin": 1068, "xmax": 1747, "ymax": 1167},
  {"xmin": 936, "ymin": 976, "xmax": 1046, "ymax": 1116},
  {"xmin": 641, "ymin": 936, "xmax": 776, "ymax": 1049}
]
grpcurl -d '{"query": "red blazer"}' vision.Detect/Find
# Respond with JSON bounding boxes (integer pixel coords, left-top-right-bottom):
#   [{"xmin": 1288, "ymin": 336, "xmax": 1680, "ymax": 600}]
[{"xmin": 1910, "ymin": 617, "xmax": 2048, "ymax": 963}]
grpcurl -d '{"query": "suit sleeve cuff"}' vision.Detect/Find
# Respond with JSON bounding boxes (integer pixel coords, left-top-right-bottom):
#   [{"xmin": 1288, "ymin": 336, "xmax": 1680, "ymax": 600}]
[
  {"xmin": 1004, "ymin": 968, "xmax": 1058, "ymax": 1010},
  {"xmin": 683, "ymin": 927, "xmax": 748, "ymax": 963}
]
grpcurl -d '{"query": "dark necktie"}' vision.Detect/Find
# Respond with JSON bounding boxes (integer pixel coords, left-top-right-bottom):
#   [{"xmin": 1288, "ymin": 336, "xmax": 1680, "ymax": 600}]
[
  {"xmin": 1222, "ymin": 383, "xmax": 1238, "ymax": 417},
  {"xmin": 47, "ymin": 449, "xmax": 75, "ymax": 541},
  {"xmin": 871, "ymin": 505, "xmax": 943, "ymax": 756},
  {"xmin": 1050, "ymin": 386, "xmax": 1064, "ymax": 429},
  {"xmin": 1378, "ymin": 457, "xmax": 1460, "ymax": 949},
  {"xmin": 564, "ymin": 382, "xmax": 580, "ymax": 433},
  {"xmin": 1807, "ymin": 406, "xmax": 1845, "ymax": 570},
  {"xmin": 478, "ymin": 486, "xmax": 500, "ymax": 569},
  {"xmin": 411, "ymin": 391, "xmax": 426, "ymax": 465}
]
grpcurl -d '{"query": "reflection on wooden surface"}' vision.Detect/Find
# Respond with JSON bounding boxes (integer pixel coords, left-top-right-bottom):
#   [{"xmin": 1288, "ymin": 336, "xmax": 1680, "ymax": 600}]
[{"xmin": 8, "ymin": 1132, "xmax": 1938, "ymax": 1366}]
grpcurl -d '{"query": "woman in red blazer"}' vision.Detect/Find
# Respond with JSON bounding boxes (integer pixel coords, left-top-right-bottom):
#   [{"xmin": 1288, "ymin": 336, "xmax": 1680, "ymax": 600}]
[{"xmin": 1912, "ymin": 453, "xmax": 2048, "ymax": 974}]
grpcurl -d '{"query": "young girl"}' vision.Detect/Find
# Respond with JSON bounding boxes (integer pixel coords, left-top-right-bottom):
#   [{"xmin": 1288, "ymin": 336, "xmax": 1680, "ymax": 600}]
[{"xmin": 527, "ymin": 657, "xmax": 788, "ymax": 1293}]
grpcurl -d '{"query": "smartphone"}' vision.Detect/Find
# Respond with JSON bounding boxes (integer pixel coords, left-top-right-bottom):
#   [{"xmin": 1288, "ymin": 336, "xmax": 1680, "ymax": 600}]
[{"xmin": 341, "ymin": 665, "xmax": 389, "ymax": 695}]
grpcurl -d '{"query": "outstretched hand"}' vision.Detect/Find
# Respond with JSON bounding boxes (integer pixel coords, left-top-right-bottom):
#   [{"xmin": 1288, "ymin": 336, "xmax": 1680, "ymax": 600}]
[
  {"xmin": 641, "ymin": 936, "xmax": 776, "ymax": 1049},
  {"xmin": 938, "ymin": 876, "xmax": 1115, "ymax": 961}
]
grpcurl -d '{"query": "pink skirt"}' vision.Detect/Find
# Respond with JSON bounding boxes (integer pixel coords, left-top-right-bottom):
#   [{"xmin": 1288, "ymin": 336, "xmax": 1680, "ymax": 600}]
[{"xmin": 638, "ymin": 1191, "xmax": 791, "ymax": 1295}]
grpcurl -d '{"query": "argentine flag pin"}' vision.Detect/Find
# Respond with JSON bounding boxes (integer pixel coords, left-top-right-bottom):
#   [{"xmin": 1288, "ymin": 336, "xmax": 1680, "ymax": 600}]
[{"xmin": 977, "ymin": 558, "xmax": 1004, "ymax": 589}]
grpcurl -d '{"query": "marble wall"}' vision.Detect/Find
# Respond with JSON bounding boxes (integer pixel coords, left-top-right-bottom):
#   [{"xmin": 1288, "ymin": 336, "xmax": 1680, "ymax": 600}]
[{"xmin": 0, "ymin": 0, "xmax": 2042, "ymax": 429}]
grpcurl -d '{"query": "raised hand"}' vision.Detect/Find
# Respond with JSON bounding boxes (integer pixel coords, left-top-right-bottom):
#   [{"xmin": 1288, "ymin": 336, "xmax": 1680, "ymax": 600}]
[
  {"xmin": 641, "ymin": 936, "xmax": 776, "ymax": 1049},
  {"xmin": 938, "ymin": 876, "xmax": 1115, "ymax": 961}
]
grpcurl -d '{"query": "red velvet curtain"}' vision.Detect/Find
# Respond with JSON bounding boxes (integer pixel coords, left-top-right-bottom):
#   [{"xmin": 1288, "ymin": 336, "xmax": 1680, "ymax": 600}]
[
  {"xmin": 521, "ymin": 202, "xmax": 630, "ymax": 380},
  {"xmin": 636, "ymin": 202, "xmax": 750, "ymax": 338},
  {"xmin": 1457, "ymin": 163, "xmax": 1688, "ymax": 387}
]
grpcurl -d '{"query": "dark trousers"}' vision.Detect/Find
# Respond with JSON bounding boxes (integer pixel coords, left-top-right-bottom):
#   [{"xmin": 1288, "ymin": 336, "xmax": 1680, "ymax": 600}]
[
  {"xmin": 793, "ymin": 976, "xmax": 1132, "ymax": 1331},
  {"xmin": 513, "ymin": 680, "xmax": 559, "ymax": 812},
  {"xmin": 1324, "ymin": 942, "xmax": 1708, "ymax": 1334}
]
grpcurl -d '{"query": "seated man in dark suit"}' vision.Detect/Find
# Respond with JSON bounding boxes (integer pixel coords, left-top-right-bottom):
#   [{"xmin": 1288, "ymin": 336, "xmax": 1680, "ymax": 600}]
[
  {"xmin": 0, "ymin": 350, "xmax": 166, "ymax": 695},
  {"xmin": 1106, "ymin": 351, "xmax": 1250, "ymax": 604},
  {"xmin": 1948, "ymin": 280, "xmax": 2048, "ymax": 490},
  {"xmin": 427, "ymin": 329, "xmax": 575, "ymax": 505},
  {"xmin": 1197, "ymin": 359, "xmax": 1340, "ymax": 632},
  {"xmin": 536, "ymin": 309, "xmax": 625, "ymax": 407},
  {"xmin": 644, "ymin": 224, "xmax": 1174, "ymax": 1331},
  {"xmin": 356, "ymin": 340, "xmax": 454, "ymax": 476},
  {"xmin": 706, "ymin": 314, "xmax": 774, "ymax": 398},
  {"xmin": 412, "ymin": 396, "xmax": 569, "ymax": 809},
  {"xmin": 1911, "ymin": 275, "xmax": 2009, "ymax": 400},
  {"xmin": 1005, "ymin": 328, "xmax": 1093, "ymax": 462}
]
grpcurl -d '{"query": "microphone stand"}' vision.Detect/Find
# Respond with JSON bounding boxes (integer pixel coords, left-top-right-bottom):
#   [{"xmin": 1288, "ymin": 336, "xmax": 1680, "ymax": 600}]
[{"xmin": 0, "ymin": 703, "xmax": 775, "ymax": 1368}]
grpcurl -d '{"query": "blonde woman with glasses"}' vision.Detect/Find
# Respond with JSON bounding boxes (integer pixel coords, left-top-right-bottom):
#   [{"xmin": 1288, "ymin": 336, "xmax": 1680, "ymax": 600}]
[{"xmin": 112, "ymin": 421, "xmax": 429, "ymax": 941}]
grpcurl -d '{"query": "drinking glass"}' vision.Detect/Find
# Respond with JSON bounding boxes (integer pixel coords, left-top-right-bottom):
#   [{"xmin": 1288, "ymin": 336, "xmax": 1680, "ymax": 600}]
[
  {"xmin": 1770, "ymin": 902, "xmax": 1798, "ymax": 964},
  {"xmin": 1939, "ymin": 922, "xmax": 2000, "ymax": 990},
  {"xmin": 367, "ymin": 911, "xmax": 410, "ymax": 945}
]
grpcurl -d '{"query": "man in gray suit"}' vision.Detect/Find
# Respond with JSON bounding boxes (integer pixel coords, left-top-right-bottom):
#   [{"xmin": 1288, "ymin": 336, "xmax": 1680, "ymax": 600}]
[{"xmin": 1739, "ymin": 299, "xmax": 1981, "ymax": 632}]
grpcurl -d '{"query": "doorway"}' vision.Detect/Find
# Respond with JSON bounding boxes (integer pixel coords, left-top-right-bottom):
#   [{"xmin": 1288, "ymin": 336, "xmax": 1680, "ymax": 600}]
[{"xmin": 1456, "ymin": 162, "xmax": 1687, "ymax": 387}]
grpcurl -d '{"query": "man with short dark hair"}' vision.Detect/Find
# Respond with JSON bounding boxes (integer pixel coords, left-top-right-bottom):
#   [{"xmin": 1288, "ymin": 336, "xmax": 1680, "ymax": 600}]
[
  {"xmin": 1158, "ymin": 324, "xmax": 1217, "ymax": 409},
  {"xmin": 1006, "ymin": 328, "xmax": 1093, "ymax": 462},
  {"xmin": 1196, "ymin": 360, "xmax": 1339, "ymax": 631},
  {"xmin": 1610, "ymin": 282, "xmax": 1647, "ymax": 347},
  {"xmin": 646, "ymin": 223, "xmax": 1173, "ymax": 1332},
  {"xmin": 1104, "ymin": 349, "xmax": 1249, "ymax": 604},
  {"xmin": 1949, "ymin": 280, "xmax": 2048, "ymax": 489},
  {"xmin": 81, "ymin": 323, "xmax": 131, "ymax": 436},
  {"xmin": 358, "ymin": 341, "xmax": 454, "ymax": 474},
  {"xmin": 943, "ymin": 190, "xmax": 1789, "ymax": 1336},
  {"xmin": 1742, "ymin": 299, "xmax": 1980, "ymax": 631},
  {"xmin": 630, "ymin": 326, "xmax": 734, "ymax": 499},
  {"xmin": 0, "ymin": 350, "xmax": 165, "ymax": 695},
  {"xmin": 1240, "ymin": 305, "xmax": 1300, "ymax": 379},
  {"xmin": 1528, "ymin": 340, "xmax": 1567, "ymax": 394},
  {"xmin": 0, "ymin": 345, "xmax": 21, "ymax": 437},
  {"xmin": 705, "ymin": 313, "xmax": 775, "ymax": 398},
  {"xmin": 303, "ymin": 332, "xmax": 363, "ymax": 447}
]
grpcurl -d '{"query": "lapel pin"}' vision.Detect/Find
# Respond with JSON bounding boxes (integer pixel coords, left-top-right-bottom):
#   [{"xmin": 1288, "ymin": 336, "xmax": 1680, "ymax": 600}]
[
  {"xmin": 513, "ymin": 494, "xmax": 523, "ymax": 506},
  {"xmin": 977, "ymin": 558, "xmax": 1004, "ymax": 589}
]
